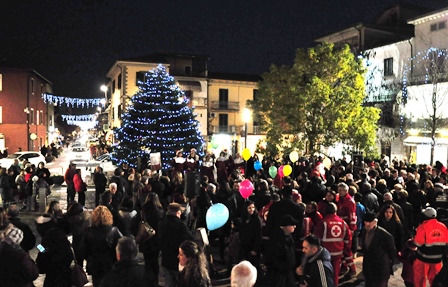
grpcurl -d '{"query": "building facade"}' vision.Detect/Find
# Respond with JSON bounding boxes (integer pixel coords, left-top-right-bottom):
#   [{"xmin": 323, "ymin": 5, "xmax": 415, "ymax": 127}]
[
  {"xmin": 207, "ymin": 72, "xmax": 262, "ymax": 156},
  {"xmin": 316, "ymin": 4, "xmax": 448, "ymax": 165},
  {"xmin": 0, "ymin": 68, "xmax": 54, "ymax": 153}
]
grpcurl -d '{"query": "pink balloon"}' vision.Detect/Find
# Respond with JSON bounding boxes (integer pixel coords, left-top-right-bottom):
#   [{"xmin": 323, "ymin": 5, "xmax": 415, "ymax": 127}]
[
  {"xmin": 278, "ymin": 165, "xmax": 285, "ymax": 177},
  {"xmin": 239, "ymin": 179, "xmax": 254, "ymax": 199}
]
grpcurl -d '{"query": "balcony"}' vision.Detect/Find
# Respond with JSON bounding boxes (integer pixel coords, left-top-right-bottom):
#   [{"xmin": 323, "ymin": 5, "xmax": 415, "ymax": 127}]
[
  {"xmin": 210, "ymin": 101, "xmax": 240, "ymax": 111},
  {"xmin": 210, "ymin": 125, "xmax": 243, "ymax": 134}
]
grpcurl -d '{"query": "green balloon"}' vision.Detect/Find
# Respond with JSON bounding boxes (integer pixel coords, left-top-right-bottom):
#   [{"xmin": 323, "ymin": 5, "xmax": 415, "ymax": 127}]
[{"xmin": 269, "ymin": 166, "xmax": 277, "ymax": 178}]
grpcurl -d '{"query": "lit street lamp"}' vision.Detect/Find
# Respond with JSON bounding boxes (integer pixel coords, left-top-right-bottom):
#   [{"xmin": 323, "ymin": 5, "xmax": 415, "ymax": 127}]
[
  {"xmin": 242, "ymin": 108, "xmax": 251, "ymax": 148},
  {"xmin": 100, "ymin": 85, "xmax": 108, "ymax": 106}
]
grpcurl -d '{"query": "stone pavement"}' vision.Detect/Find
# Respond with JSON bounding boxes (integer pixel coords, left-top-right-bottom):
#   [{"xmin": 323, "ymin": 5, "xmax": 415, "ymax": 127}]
[{"xmin": 16, "ymin": 183, "xmax": 411, "ymax": 287}]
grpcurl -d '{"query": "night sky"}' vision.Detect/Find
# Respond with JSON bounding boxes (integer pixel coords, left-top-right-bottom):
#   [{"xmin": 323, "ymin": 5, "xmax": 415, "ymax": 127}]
[{"xmin": 0, "ymin": 0, "xmax": 445, "ymax": 100}]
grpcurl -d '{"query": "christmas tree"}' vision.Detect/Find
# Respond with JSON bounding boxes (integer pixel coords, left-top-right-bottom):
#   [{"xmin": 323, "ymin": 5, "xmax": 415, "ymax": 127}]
[{"xmin": 112, "ymin": 64, "xmax": 204, "ymax": 170}]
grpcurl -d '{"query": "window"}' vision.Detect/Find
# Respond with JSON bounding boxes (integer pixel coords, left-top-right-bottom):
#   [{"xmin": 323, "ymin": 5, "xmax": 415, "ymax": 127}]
[
  {"xmin": 136, "ymin": 72, "xmax": 146, "ymax": 85},
  {"xmin": 429, "ymin": 49, "xmax": 446, "ymax": 73},
  {"xmin": 253, "ymin": 89, "xmax": 259, "ymax": 101},
  {"xmin": 112, "ymin": 80, "xmax": 116, "ymax": 93},
  {"xmin": 430, "ymin": 21, "xmax": 447, "ymax": 32},
  {"xmin": 185, "ymin": 66, "xmax": 191, "ymax": 75},
  {"xmin": 184, "ymin": 91, "xmax": 193, "ymax": 108},
  {"xmin": 118, "ymin": 74, "xmax": 122, "ymax": 89},
  {"xmin": 31, "ymin": 78, "xmax": 34, "ymax": 94},
  {"xmin": 30, "ymin": 109, "xmax": 35, "ymax": 124},
  {"xmin": 219, "ymin": 89, "xmax": 229, "ymax": 109},
  {"xmin": 36, "ymin": 111, "xmax": 39, "ymax": 125},
  {"xmin": 49, "ymin": 115, "xmax": 53, "ymax": 126},
  {"xmin": 0, "ymin": 106, "xmax": 2, "ymax": 123},
  {"xmin": 40, "ymin": 84, "xmax": 44, "ymax": 95},
  {"xmin": 0, "ymin": 74, "xmax": 2, "ymax": 91},
  {"xmin": 384, "ymin": 58, "xmax": 393, "ymax": 76},
  {"xmin": 219, "ymin": 114, "xmax": 228, "ymax": 132},
  {"xmin": 39, "ymin": 110, "xmax": 43, "ymax": 125}
]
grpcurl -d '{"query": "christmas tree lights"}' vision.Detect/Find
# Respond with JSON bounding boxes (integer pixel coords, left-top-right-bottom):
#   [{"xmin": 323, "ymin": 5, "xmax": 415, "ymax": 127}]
[{"xmin": 112, "ymin": 64, "xmax": 204, "ymax": 170}]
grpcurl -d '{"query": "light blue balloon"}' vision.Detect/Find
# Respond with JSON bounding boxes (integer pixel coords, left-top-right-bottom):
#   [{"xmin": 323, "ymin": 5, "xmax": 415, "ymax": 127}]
[
  {"xmin": 206, "ymin": 203, "xmax": 229, "ymax": 231},
  {"xmin": 254, "ymin": 160, "xmax": 262, "ymax": 171}
]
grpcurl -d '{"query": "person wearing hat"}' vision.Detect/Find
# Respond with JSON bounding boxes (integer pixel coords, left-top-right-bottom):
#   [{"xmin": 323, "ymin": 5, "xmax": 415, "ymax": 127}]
[
  {"xmin": 413, "ymin": 207, "xmax": 448, "ymax": 287},
  {"xmin": 159, "ymin": 202, "xmax": 194, "ymax": 287},
  {"xmin": 0, "ymin": 206, "xmax": 39, "ymax": 287},
  {"xmin": 360, "ymin": 212, "xmax": 396, "ymax": 287},
  {"xmin": 262, "ymin": 215, "xmax": 299, "ymax": 287}
]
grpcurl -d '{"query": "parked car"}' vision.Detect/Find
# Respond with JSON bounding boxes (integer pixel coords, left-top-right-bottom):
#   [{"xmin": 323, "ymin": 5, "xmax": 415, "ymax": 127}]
[
  {"xmin": 86, "ymin": 153, "xmax": 117, "ymax": 174},
  {"xmin": 0, "ymin": 151, "xmax": 46, "ymax": 168},
  {"xmin": 70, "ymin": 146, "xmax": 91, "ymax": 164}
]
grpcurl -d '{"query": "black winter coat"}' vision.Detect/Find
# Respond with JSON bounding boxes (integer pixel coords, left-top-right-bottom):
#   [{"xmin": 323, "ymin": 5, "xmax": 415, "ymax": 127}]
[
  {"xmin": 262, "ymin": 233, "xmax": 297, "ymax": 287},
  {"xmin": 100, "ymin": 260, "xmax": 152, "ymax": 287},
  {"xmin": 159, "ymin": 214, "xmax": 194, "ymax": 270},
  {"xmin": 80, "ymin": 225, "xmax": 122, "ymax": 280},
  {"xmin": 239, "ymin": 214, "xmax": 262, "ymax": 256},
  {"xmin": 360, "ymin": 226, "xmax": 396, "ymax": 281},
  {"xmin": 0, "ymin": 241, "xmax": 39, "ymax": 287},
  {"xmin": 139, "ymin": 203, "xmax": 164, "ymax": 254}
]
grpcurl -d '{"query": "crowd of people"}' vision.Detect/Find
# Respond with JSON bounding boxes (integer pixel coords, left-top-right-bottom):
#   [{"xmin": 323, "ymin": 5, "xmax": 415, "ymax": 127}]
[{"xmin": 2, "ymin": 148, "xmax": 448, "ymax": 287}]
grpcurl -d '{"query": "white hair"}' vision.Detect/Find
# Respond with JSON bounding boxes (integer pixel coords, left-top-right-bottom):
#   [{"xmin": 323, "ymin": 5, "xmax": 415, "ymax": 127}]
[
  {"xmin": 109, "ymin": 182, "xmax": 117, "ymax": 190},
  {"xmin": 231, "ymin": 260, "xmax": 257, "ymax": 287}
]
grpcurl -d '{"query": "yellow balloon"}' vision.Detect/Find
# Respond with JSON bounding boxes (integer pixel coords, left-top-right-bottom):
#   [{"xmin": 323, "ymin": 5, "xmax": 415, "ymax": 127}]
[
  {"xmin": 289, "ymin": 151, "xmax": 299, "ymax": 163},
  {"xmin": 283, "ymin": 164, "xmax": 292, "ymax": 176},
  {"xmin": 242, "ymin": 148, "xmax": 251, "ymax": 161}
]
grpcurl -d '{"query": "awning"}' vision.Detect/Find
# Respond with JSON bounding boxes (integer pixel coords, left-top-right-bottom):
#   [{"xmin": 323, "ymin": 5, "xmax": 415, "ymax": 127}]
[
  {"xmin": 404, "ymin": 136, "xmax": 448, "ymax": 146},
  {"xmin": 177, "ymin": 81, "xmax": 202, "ymax": 92}
]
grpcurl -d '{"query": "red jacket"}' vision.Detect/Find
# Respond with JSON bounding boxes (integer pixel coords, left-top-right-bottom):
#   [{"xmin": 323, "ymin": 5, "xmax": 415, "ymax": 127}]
[
  {"xmin": 73, "ymin": 174, "xmax": 85, "ymax": 192},
  {"xmin": 337, "ymin": 194, "xmax": 357, "ymax": 231},
  {"xmin": 315, "ymin": 214, "xmax": 352, "ymax": 257},
  {"xmin": 413, "ymin": 218, "xmax": 448, "ymax": 263}
]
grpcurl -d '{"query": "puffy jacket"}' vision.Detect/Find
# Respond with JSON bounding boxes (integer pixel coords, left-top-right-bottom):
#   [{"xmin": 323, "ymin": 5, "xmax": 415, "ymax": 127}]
[
  {"xmin": 315, "ymin": 214, "xmax": 351, "ymax": 257},
  {"xmin": 337, "ymin": 194, "xmax": 357, "ymax": 231},
  {"xmin": 414, "ymin": 218, "xmax": 448, "ymax": 263}
]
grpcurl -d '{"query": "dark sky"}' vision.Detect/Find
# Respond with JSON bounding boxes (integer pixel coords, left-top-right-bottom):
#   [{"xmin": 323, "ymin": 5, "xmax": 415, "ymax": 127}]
[{"xmin": 0, "ymin": 0, "xmax": 445, "ymax": 99}]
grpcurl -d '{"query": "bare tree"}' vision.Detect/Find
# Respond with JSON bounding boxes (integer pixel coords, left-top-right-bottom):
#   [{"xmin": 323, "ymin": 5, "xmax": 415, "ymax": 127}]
[{"xmin": 403, "ymin": 48, "xmax": 448, "ymax": 165}]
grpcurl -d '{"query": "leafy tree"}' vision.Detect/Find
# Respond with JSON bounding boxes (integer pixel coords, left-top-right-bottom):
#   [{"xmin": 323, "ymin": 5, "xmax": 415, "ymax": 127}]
[
  {"xmin": 112, "ymin": 64, "xmax": 204, "ymax": 170},
  {"xmin": 250, "ymin": 43, "xmax": 380, "ymax": 156}
]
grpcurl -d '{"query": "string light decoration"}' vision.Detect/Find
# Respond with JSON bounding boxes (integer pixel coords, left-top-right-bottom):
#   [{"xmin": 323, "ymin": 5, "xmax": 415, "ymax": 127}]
[
  {"xmin": 42, "ymin": 94, "xmax": 104, "ymax": 108},
  {"xmin": 111, "ymin": 64, "xmax": 204, "ymax": 169},
  {"xmin": 401, "ymin": 47, "xmax": 448, "ymax": 135},
  {"xmin": 61, "ymin": 114, "xmax": 96, "ymax": 121}
]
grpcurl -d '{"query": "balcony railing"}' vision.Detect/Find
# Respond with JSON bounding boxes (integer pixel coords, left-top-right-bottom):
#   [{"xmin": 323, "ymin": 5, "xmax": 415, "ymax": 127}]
[
  {"xmin": 210, "ymin": 125, "xmax": 265, "ymax": 135},
  {"xmin": 211, "ymin": 125, "xmax": 242, "ymax": 134},
  {"xmin": 210, "ymin": 101, "xmax": 240, "ymax": 111}
]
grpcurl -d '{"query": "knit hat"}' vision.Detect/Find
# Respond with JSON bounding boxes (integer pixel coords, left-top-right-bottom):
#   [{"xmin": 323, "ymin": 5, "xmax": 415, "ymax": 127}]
[
  {"xmin": 3, "ymin": 225, "xmax": 24, "ymax": 245},
  {"xmin": 422, "ymin": 207, "xmax": 437, "ymax": 219}
]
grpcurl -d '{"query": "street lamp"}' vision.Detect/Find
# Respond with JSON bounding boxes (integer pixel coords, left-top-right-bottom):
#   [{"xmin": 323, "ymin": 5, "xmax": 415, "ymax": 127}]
[
  {"xmin": 100, "ymin": 85, "xmax": 108, "ymax": 105},
  {"xmin": 242, "ymin": 108, "xmax": 251, "ymax": 148}
]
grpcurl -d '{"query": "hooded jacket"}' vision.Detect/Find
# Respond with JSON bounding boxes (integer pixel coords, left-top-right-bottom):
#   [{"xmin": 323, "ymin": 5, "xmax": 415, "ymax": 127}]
[{"xmin": 302, "ymin": 247, "xmax": 334, "ymax": 287}]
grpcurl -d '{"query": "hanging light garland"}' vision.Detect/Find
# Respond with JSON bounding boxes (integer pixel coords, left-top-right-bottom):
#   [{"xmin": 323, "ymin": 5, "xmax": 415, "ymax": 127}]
[
  {"xmin": 42, "ymin": 93, "xmax": 103, "ymax": 108},
  {"xmin": 61, "ymin": 114, "xmax": 97, "ymax": 121}
]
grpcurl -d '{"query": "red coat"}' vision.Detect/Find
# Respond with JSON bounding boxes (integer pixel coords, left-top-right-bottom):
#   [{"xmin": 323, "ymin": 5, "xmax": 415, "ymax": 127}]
[
  {"xmin": 337, "ymin": 194, "xmax": 357, "ymax": 231},
  {"xmin": 73, "ymin": 174, "xmax": 85, "ymax": 192},
  {"xmin": 315, "ymin": 214, "xmax": 351, "ymax": 257}
]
